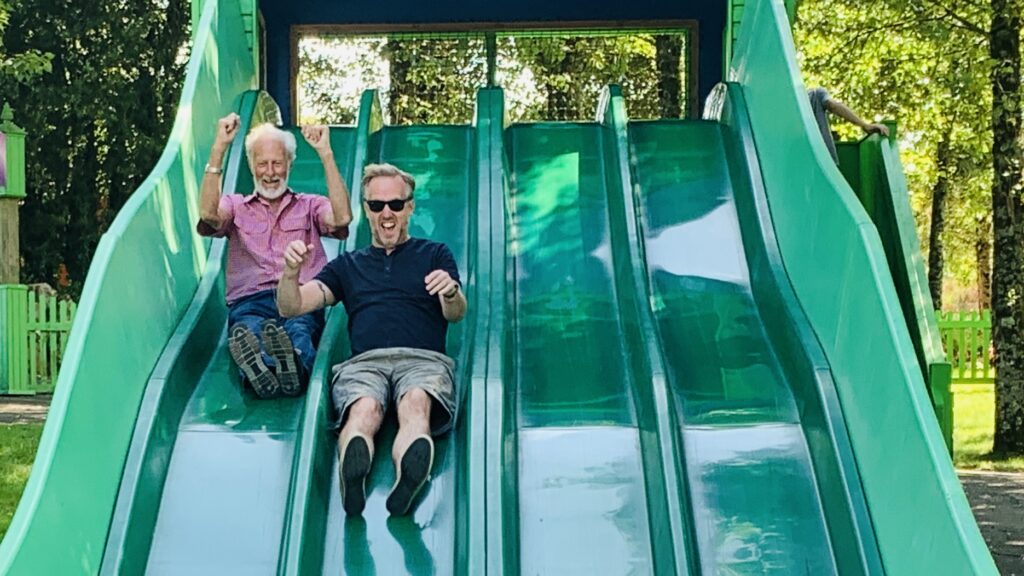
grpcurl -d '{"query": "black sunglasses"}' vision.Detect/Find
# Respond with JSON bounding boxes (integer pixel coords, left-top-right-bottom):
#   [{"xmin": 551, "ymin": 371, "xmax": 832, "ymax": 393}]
[{"xmin": 364, "ymin": 197, "xmax": 413, "ymax": 213}]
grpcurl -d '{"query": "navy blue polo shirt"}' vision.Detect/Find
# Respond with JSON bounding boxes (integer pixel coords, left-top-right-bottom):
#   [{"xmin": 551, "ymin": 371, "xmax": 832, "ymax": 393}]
[{"xmin": 314, "ymin": 237, "xmax": 460, "ymax": 357}]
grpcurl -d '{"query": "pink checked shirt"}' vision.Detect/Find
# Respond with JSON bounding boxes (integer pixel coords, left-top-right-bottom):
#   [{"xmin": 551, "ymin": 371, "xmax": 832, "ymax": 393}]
[{"xmin": 197, "ymin": 191, "xmax": 349, "ymax": 304}]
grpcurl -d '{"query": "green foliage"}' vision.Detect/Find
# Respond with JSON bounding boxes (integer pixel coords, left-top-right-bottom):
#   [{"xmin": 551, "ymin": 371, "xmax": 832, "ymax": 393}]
[
  {"xmin": 1, "ymin": 0, "xmax": 190, "ymax": 297},
  {"xmin": 0, "ymin": 1, "xmax": 51, "ymax": 82},
  {"xmin": 297, "ymin": 37, "xmax": 387, "ymax": 125},
  {"xmin": 386, "ymin": 37, "xmax": 486, "ymax": 125},
  {"xmin": 505, "ymin": 34, "xmax": 666, "ymax": 121},
  {"xmin": 795, "ymin": 0, "xmax": 993, "ymax": 301}
]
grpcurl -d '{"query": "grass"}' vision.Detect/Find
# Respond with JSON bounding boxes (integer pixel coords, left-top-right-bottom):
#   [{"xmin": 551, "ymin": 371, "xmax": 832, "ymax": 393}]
[
  {"xmin": 953, "ymin": 383, "xmax": 1024, "ymax": 471},
  {"xmin": 0, "ymin": 423, "xmax": 44, "ymax": 540}
]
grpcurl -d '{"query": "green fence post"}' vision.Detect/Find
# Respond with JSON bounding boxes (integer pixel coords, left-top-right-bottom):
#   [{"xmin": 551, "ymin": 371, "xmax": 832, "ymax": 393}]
[
  {"xmin": 1, "ymin": 103, "xmax": 26, "ymax": 285},
  {"xmin": 0, "ymin": 284, "xmax": 30, "ymax": 394},
  {"xmin": 0, "ymin": 105, "xmax": 34, "ymax": 395}
]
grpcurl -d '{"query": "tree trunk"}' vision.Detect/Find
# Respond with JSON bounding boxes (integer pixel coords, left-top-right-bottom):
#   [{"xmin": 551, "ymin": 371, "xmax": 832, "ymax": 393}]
[
  {"xmin": 655, "ymin": 35, "xmax": 683, "ymax": 118},
  {"xmin": 976, "ymin": 215, "xmax": 992, "ymax": 311},
  {"xmin": 989, "ymin": 0, "xmax": 1024, "ymax": 454},
  {"xmin": 927, "ymin": 132, "xmax": 951, "ymax": 309}
]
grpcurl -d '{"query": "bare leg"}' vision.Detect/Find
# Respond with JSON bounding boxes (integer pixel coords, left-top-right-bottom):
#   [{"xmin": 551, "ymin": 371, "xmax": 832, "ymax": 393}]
[
  {"xmin": 339, "ymin": 396, "xmax": 384, "ymax": 452},
  {"xmin": 393, "ymin": 388, "xmax": 432, "ymax": 463},
  {"xmin": 387, "ymin": 388, "xmax": 435, "ymax": 516}
]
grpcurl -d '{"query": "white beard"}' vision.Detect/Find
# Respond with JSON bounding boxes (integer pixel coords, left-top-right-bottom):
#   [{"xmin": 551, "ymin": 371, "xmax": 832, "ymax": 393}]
[{"xmin": 254, "ymin": 176, "xmax": 289, "ymax": 200}]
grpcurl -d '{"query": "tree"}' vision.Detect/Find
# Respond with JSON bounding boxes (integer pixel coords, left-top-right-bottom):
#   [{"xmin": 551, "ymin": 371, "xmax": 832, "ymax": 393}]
[
  {"xmin": 655, "ymin": 35, "xmax": 684, "ymax": 118},
  {"xmin": 297, "ymin": 37, "xmax": 387, "ymax": 125},
  {"xmin": 510, "ymin": 34, "xmax": 663, "ymax": 121},
  {"xmin": 0, "ymin": 0, "xmax": 51, "ymax": 83},
  {"xmin": 928, "ymin": 130, "xmax": 952, "ymax": 308},
  {"xmin": 796, "ymin": 0, "xmax": 992, "ymax": 310},
  {"xmin": 385, "ymin": 37, "xmax": 485, "ymax": 125},
  {"xmin": 988, "ymin": 0, "xmax": 1024, "ymax": 453},
  {"xmin": 799, "ymin": 0, "xmax": 1024, "ymax": 452},
  {"xmin": 0, "ymin": 0, "xmax": 189, "ymax": 297}
]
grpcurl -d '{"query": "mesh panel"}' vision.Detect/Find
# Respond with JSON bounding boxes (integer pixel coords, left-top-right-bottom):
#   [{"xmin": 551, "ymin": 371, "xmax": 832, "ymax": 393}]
[{"xmin": 296, "ymin": 28, "xmax": 690, "ymax": 125}]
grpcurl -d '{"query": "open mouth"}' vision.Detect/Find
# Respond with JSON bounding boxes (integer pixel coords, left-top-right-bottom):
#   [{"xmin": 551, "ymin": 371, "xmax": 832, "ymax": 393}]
[{"xmin": 381, "ymin": 221, "xmax": 397, "ymax": 232}]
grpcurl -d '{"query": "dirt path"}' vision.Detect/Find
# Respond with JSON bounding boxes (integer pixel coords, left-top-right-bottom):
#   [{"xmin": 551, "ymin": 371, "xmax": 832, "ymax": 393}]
[
  {"xmin": 959, "ymin": 470, "xmax": 1024, "ymax": 575},
  {"xmin": 0, "ymin": 395, "xmax": 50, "ymax": 424}
]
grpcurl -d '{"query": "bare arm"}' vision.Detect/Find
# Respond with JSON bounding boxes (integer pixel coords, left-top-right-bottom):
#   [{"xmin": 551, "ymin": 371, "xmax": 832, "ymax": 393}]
[
  {"xmin": 825, "ymin": 99, "xmax": 890, "ymax": 137},
  {"xmin": 425, "ymin": 269, "xmax": 467, "ymax": 323},
  {"xmin": 278, "ymin": 240, "xmax": 337, "ymax": 317},
  {"xmin": 301, "ymin": 125, "xmax": 352, "ymax": 233},
  {"xmin": 200, "ymin": 113, "xmax": 240, "ymax": 228}
]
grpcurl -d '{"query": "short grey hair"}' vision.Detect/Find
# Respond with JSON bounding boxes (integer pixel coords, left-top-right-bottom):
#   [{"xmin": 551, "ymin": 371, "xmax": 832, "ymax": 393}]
[
  {"xmin": 362, "ymin": 163, "xmax": 416, "ymax": 197},
  {"xmin": 245, "ymin": 123, "xmax": 297, "ymax": 166}
]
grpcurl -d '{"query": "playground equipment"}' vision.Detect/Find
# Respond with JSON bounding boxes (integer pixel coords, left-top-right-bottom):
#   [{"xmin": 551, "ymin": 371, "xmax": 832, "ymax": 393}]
[{"xmin": 0, "ymin": 0, "xmax": 995, "ymax": 574}]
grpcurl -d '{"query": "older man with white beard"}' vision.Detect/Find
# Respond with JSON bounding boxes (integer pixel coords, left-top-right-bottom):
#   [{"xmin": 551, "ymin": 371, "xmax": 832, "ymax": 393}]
[{"xmin": 197, "ymin": 113, "xmax": 352, "ymax": 398}]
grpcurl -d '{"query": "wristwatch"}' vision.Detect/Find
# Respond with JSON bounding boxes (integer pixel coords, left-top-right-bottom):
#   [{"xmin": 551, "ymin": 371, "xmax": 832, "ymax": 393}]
[
  {"xmin": 205, "ymin": 164, "xmax": 223, "ymax": 174},
  {"xmin": 444, "ymin": 285, "xmax": 460, "ymax": 300}
]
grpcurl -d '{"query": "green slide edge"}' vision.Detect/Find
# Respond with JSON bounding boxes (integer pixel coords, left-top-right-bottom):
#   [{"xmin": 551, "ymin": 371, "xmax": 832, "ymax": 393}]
[
  {"xmin": 598, "ymin": 85, "xmax": 696, "ymax": 575},
  {"xmin": 730, "ymin": 0, "xmax": 995, "ymax": 573},
  {"xmin": 477, "ymin": 87, "xmax": 519, "ymax": 576},
  {"xmin": 839, "ymin": 136, "xmax": 953, "ymax": 452},
  {"xmin": 711, "ymin": 82, "xmax": 884, "ymax": 573},
  {"xmin": 0, "ymin": 1, "xmax": 256, "ymax": 573},
  {"xmin": 98, "ymin": 89, "xmax": 279, "ymax": 574},
  {"xmin": 280, "ymin": 89, "xmax": 378, "ymax": 575},
  {"xmin": 459, "ymin": 86, "xmax": 501, "ymax": 576}
]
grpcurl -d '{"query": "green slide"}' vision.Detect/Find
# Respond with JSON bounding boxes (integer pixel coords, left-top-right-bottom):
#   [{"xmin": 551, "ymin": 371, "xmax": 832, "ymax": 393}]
[
  {"xmin": 97, "ymin": 89, "xmax": 360, "ymax": 574},
  {"xmin": 0, "ymin": 0, "xmax": 996, "ymax": 574},
  {"xmin": 283, "ymin": 97, "xmax": 482, "ymax": 575},
  {"xmin": 481, "ymin": 87, "xmax": 879, "ymax": 573}
]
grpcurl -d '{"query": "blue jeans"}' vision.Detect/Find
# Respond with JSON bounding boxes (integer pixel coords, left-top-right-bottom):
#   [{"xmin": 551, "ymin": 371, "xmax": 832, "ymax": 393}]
[{"xmin": 227, "ymin": 289, "xmax": 324, "ymax": 385}]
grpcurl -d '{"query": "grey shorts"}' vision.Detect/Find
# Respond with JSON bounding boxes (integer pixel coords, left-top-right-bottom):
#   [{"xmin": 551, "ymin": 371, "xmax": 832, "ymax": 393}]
[{"xmin": 330, "ymin": 347, "xmax": 457, "ymax": 435}]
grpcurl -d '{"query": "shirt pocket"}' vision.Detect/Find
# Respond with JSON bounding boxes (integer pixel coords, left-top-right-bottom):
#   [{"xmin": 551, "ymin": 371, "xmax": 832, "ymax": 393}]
[{"xmin": 278, "ymin": 215, "xmax": 312, "ymax": 244}]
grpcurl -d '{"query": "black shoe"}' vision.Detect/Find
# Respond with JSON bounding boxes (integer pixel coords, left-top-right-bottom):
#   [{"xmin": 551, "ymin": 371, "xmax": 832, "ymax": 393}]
[
  {"xmin": 228, "ymin": 325, "xmax": 279, "ymax": 398},
  {"xmin": 386, "ymin": 435, "xmax": 434, "ymax": 516},
  {"xmin": 340, "ymin": 434, "xmax": 373, "ymax": 516},
  {"xmin": 262, "ymin": 321, "xmax": 302, "ymax": 396}
]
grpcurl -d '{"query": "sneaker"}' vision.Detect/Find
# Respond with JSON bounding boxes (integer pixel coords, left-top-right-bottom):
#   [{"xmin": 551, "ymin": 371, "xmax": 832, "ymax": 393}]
[
  {"xmin": 262, "ymin": 321, "xmax": 302, "ymax": 396},
  {"xmin": 228, "ymin": 325, "xmax": 279, "ymax": 398},
  {"xmin": 386, "ymin": 435, "xmax": 434, "ymax": 516},
  {"xmin": 339, "ymin": 434, "xmax": 373, "ymax": 516}
]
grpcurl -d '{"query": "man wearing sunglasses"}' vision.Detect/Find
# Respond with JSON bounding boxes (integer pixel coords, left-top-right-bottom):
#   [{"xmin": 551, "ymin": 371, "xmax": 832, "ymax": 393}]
[
  {"xmin": 277, "ymin": 163, "xmax": 466, "ymax": 516},
  {"xmin": 198, "ymin": 114, "xmax": 352, "ymax": 399}
]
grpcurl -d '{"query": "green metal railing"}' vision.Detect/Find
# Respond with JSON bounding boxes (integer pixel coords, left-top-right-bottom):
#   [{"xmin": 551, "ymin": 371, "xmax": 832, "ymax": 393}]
[
  {"xmin": 0, "ymin": 285, "xmax": 76, "ymax": 395},
  {"xmin": 937, "ymin": 310, "xmax": 994, "ymax": 384}
]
